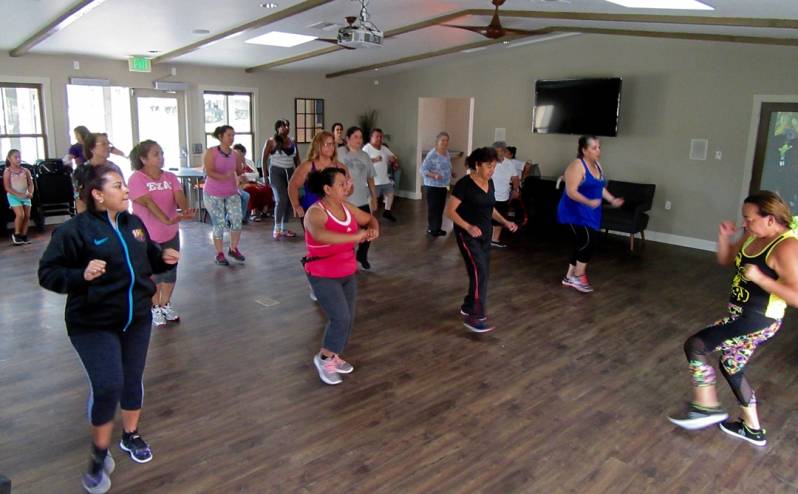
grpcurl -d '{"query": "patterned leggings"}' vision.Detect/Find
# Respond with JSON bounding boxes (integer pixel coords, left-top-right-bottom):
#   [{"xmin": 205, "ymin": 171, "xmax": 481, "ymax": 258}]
[
  {"xmin": 684, "ymin": 305, "xmax": 781, "ymax": 406},
  {"xmin": 205, "ymin": 193, "xmax": 242, "ymax": 240}
]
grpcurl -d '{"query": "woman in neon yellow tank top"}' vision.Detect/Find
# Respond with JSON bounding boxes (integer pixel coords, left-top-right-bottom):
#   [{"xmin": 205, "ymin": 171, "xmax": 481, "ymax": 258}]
[{"xmin": 668, "ymin": 191, "xmax": 798, "ymax": 446}]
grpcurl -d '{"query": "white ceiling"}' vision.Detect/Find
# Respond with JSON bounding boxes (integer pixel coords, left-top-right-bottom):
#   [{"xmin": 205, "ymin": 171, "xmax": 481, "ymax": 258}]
[{"xmin": 2, "ymin": 0, "xmax": 798, "ymax": 77}]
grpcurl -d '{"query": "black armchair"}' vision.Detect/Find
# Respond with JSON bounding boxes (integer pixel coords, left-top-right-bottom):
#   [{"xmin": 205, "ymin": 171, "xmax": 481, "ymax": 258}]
[{"xmin": 601, "ymin": 180, "xmax": 656, "ymax": 251}]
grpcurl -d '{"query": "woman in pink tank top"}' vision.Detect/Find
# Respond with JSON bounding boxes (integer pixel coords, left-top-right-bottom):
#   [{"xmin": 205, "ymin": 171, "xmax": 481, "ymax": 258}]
[
  {"xmin": 203, "ymin": 125, "xmax": 245, "ymax": 266},
  {"xmin": 303, "ymin": 167, "xmax": 379, "ymax": 386}
]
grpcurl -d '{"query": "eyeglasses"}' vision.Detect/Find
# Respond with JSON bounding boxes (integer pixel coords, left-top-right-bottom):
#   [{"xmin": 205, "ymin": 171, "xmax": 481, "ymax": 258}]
[{"xmin": 322, "ymin": 141, "xmax": 335, "ymax": 147}]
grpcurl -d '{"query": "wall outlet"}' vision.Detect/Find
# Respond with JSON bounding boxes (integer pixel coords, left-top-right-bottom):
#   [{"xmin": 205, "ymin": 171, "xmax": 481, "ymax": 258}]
[
  {"xmin": 665, "ymin": 200, "xmax": 672, "ymax": 210},
  {"xmin": 73, "ymin": 60, "xmax": 80, "ymax": 70},
  {"xmin": 715, "ymin": 150, "xmax": 722, "ymax": 160}
]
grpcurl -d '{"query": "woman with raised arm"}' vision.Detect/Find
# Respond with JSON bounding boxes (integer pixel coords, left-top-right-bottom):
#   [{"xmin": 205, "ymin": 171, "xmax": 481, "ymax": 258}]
[{"xmin": 668, "ymin": 191, "xmax": 798, "ymax": 447}]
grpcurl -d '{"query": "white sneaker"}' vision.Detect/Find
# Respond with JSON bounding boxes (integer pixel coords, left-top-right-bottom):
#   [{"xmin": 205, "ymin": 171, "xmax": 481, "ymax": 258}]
[
  {"xmin": 151, "ymin": 306, "xmax": 166, "ymax": 327},
  {"xmin": 160, "ymin": 303, "xmax": 180, "ymax": 322}
]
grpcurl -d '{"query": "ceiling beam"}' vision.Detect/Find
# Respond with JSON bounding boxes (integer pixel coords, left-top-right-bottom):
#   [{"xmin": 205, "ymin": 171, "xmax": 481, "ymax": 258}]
[
  {"xmin": 488, "ymin": 10, "xmax": 798, "ymax": 29},
  {"xmin": 254, "ymin": 8, "xmax": 798, "ymax": 73},
  {"xmin": 152, "ymin": 0, "xmax": 336, "ymax": 64},
  {"xmin": 325, "ymin": 27, "xmax": 798, "ymax": 79},
  {"xmin": 245, "ymin": 10, "xmax": 471, "ymax": 73},
  {"xmin": 10, "ymin": 0, "xmax": 109, "ymax": 57},
  {"xmin": 324, "ymin": 33, "xmax": 535, "ymax": 79}
]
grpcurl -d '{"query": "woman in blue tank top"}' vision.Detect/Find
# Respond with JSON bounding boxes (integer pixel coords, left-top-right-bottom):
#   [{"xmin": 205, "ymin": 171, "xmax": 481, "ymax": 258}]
[{"xmin": 557, "ymin": 136, "xmax": 624, "ymax": 293}]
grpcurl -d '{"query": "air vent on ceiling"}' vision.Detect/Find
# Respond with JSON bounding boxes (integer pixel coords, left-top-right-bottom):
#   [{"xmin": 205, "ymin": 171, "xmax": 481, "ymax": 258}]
[{"xmin": 307, "ymin": 21, "xmax": 341, "ymax": 32}]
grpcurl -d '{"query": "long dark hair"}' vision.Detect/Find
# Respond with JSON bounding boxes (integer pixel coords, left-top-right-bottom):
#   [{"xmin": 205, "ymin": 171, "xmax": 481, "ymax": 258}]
[{"xmin": 273, "ymin": 119, "xmax": 290, "ymax": 148}]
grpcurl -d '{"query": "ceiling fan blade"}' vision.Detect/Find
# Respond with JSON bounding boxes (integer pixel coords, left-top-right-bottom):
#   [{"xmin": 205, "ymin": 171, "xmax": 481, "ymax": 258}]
[
  {"xmin": 316, "ymin": 38, "xmax": 356, "ymax": 50},
  {"xmin": 441, "ymin": 24, "xmax": 490, "ymax": 36},
  {"xmin": 501, "ymin": 27, "xmax": 554, "ymax": 37}
]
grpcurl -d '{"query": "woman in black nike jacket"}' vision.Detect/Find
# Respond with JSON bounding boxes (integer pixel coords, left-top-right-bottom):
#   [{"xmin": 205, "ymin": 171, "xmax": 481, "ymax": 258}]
[{"xmin": 39, "ymin": 164, "xmax": 179, "ymax": 494}]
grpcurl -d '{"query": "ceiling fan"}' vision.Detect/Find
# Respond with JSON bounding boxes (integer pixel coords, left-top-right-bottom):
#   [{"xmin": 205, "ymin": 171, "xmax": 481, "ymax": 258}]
[{"xmin": 442, "ymin": 0, "xmax": 546, "ymax": 40}]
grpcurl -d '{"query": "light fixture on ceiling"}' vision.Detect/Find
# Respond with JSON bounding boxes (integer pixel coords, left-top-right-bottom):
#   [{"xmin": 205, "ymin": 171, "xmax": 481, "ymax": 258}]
[
  {"xmin": 246, "ymin": 31, "xmax": 318, "ymax": 47},
  {"xmin": 261, "ymin": 2, "xmax": 278, "ymax": 7},
  {"xmin": 148, "ymin": 50, "xmax": 161, "ymax": 54},
  {"xmin": 192, "ymin": 29, "xmax": 211, "ymax": 34},
  {"xmin": 604, "ymin": 0, "xmax": 713, "ymax": 10},
  {"xmin": 53, "ymin": 0, "xmax": 110, "ymax": 33}
]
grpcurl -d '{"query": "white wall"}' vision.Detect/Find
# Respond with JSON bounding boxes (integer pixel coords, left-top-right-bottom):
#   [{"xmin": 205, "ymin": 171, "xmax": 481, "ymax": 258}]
[{"xmin": 371, "ymin": 34, "xmax": 798, "ymax": 242}]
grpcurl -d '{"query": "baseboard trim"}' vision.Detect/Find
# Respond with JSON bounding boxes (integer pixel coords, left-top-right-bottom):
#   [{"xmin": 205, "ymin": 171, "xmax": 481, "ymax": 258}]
[
  {"xmin": 607, "ymin": 229, "xmax": 717, "ymax": 252},
  {"xmin": 397, "ymin": 190, "xmax": 422, "ymax": 200}
]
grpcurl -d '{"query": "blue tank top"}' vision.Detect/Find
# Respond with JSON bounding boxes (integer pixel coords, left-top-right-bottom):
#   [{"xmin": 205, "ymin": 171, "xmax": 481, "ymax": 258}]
[
  {"xmin": 301, "ymin": 161, "xmax": 344, "ymax": 210},
  {"xmin": 557, "ymin": 159, "xmax": 606, "ymax": 230}
]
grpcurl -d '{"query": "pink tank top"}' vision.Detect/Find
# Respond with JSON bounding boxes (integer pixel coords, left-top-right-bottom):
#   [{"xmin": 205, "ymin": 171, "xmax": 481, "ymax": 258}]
[
  {"xmin": 304, "ymin": 201, "xmax": 358, "ymax": 278},
  {"xmin": 203, "ymin": 147, "xmax": 238, "ymax": 197}
]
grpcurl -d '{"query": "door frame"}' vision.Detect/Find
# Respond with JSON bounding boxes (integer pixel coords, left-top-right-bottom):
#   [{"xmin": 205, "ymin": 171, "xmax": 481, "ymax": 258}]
[
  {"xmin": 130, "ymin": 88, "xmax": 188, "ymax": 167},
  {"xmin": 741, "ymin": 95, "xmax": 798, "ymax": 210}
]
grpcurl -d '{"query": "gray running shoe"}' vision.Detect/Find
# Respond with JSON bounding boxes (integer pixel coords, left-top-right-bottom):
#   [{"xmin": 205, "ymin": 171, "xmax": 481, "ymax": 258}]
[
  {"xmin": 313, "ymin": 354, "xmax": 342, "ymax": 385},
  {"xmin": 668, "ymin": 402, "xmax": 728, "ymax": 430}
]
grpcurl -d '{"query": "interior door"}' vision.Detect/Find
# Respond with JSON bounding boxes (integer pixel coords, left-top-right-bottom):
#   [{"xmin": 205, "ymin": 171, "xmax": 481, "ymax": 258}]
[
  {"xmin": 131, "ymin": 89, "xmax": 188, "ymax": 169},
  {"xmin": 750, "ymin": 102, "xmax": 798, "ymax": 210}
]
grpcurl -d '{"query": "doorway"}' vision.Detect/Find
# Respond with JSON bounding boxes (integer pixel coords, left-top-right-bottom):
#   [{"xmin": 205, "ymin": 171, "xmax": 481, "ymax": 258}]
[
  {"xmin": 131, "ymin": 89, "xmax": 188, "ymax": 169},
  {"xmin": 749, "ymin": 102, "xmax": 798, "ymax": 210},
  {"xmin": 415, "ymin": 97, "xmax": 475, "ymax": 199}
]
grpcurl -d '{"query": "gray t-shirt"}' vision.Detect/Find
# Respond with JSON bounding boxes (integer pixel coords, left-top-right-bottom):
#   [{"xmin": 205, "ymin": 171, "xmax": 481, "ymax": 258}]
[{"xmin": 339, "ymin": 148, "xmax": 375, "ymax": 207}]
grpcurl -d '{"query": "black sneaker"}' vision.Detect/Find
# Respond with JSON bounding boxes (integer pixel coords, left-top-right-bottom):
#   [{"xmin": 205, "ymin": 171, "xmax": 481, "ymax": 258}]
[
  {"xmin": 491, "ymin": 241, "xmax": 507, "ymax": 248},
  {"xmin": 459, "ymin": 306, "xmax": 486, "ymax": 321},
  {"xmin": 434, "ymin": 229, "xmax": 447, "ymax": 237},
  {"xmin": 719, "ymin": 419, "xmax": 767, "ymax": 446},
  {"xmin": 21, "ymin": 234, "xmax": 30, "ymax": 244},
  {"xmin": 120, "ymin": 430, "xmax": 153, "ymax": 463},
  {"xmin": 383, "ymin": 210, "xmax": 397, "ymax": 222},
  {"xmin": 228, "ymin": 248, "xmax": 246, "ymax": 262},
  {"xmin": 11, "ymin": 234, "xmax": 23, "ymax": 245},
  {"xmin": 215, "ymin": 253, "xmax": 230, "ymax": 266},
  {"xmin": 667, "ymin": 402, "xmax": 728, "ymax": 430}
]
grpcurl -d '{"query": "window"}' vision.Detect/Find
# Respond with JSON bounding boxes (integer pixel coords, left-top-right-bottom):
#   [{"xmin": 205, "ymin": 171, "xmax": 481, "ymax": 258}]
[
  {"xmin": 204, "ymin": 91, "xmax": 253, "ymax": 161},
  {"xmin": 294, "ymin": 98, "xmax": 324, "ymax": 144},
  {"xmin": 66, "ymin": 84, "xmax": 133, "ymax": 177},
  {"xmin": 0, "ymin": 83, "xmax": 47, "ymax": 162}
]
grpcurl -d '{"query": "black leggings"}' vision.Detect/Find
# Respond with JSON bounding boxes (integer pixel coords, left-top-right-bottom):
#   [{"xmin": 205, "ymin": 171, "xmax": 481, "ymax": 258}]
[
  {"xmin": 683, "ymin": 306, "xmax": 781, "ymax": 406},
  {"xmin": 424, "ymin": 186, "xmax": 448, "ymax": 232},
  {"xmin": 456, "ymin": 230, "xmax": 491, "ymax": 319},
  {"xmin": 70, "ymin": 320, "xmax": 152, "ymax": 426},
  {"xmin": 356, "ymin": 204, "xmax": 371, "ymax": 262},
  {"xmin": 566, "ymin": 224, "xmax": 597, "ymax": 265}
]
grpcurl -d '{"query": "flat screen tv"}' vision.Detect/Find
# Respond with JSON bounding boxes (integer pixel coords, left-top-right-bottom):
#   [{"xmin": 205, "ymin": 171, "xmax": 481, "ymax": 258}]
[{"xmin": 533, "ymin": 77, "xmax": 622, "ymax": 137}]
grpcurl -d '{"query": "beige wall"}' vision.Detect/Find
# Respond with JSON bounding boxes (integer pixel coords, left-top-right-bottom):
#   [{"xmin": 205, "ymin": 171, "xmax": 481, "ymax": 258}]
[
  {"xmin": 0, "ymin": 52, "xmax": 377, "ymax": 166},
  {"xmin": 372, "ymin": 35, "xmax": 798, "ymax": 242}
]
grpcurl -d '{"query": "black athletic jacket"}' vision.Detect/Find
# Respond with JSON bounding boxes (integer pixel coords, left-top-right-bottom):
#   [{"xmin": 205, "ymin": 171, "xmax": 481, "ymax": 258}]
[{"xmin": 38, "ymin": 210, "xmax": 174, "ymax": 335}]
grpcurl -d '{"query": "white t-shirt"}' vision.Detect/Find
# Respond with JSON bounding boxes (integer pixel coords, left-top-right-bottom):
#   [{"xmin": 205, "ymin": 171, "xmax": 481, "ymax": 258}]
[
  {"xmin": 362, "ymin": 143, "xmax": 396, "ymax": 186},
  {"xmin": 492, "ymin": 159, "xmax": 520, "ymax": 202},
  {"xmin": 508, "ymin": 158, "xmax": 525, "ymax": 177}
]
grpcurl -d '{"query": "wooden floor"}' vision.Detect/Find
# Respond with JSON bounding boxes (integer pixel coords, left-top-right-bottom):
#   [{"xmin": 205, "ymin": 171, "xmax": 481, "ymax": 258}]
[{"xmin": 2, "ymin": 200, "xmax": 797, "ymax": 494}]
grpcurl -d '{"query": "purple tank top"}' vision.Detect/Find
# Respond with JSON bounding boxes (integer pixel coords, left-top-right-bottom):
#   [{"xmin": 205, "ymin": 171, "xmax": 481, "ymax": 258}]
[{"xmin": 204, "ymin": 147, "xmax": 238, "ymax": 197}]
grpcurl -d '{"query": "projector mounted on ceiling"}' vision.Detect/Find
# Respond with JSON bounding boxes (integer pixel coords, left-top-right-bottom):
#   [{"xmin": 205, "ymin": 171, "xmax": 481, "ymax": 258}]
[{"xmin": 336, "ymin": 0, "xmax": 383, "ymax": 48}]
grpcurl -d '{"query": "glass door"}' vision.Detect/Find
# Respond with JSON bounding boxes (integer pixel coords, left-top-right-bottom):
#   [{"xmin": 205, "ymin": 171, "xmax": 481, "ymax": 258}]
[
  {"xmin": 131, "ymin": 89, "xmax": 187, "ymax": 170},
  {"xmin": 750, "ymin": 103, "xmax": 798, "ymax": 210}
]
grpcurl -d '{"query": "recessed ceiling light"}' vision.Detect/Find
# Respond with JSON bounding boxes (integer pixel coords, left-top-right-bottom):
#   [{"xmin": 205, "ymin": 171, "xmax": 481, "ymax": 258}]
[
  {"xmin": 261, "ymin": 2, "xmax": 278, "ymax": 7},
  {"xmin": 604, "ymin": 0, "xmax": 713, "ymax": 10},
  {"xmin": 148, "ymin": 50, "xmax": 161, "ymax": 54},
  {"xmin": 245, "ymin": 31, "xmax": 317, "ymax": 47},
  {"xmin": 192, "ymin": 28, "xmax": 211, "ymax": 34}
]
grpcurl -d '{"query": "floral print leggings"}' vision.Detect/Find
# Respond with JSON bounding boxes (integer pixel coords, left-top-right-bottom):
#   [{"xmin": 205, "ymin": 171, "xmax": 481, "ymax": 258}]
[
  {"xmin": 683, "ymin": 304, "xmax": 781, "ymax": 406},
  {"xmin": 205, "ymin": 193, "xmax": 242, "ymax": 240}
]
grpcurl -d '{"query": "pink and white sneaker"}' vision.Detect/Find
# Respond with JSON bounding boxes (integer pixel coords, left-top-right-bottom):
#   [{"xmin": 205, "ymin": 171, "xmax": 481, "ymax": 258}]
[{"xmin": 562, "ymin": 275, "xmax": 594, "ymax": 293}]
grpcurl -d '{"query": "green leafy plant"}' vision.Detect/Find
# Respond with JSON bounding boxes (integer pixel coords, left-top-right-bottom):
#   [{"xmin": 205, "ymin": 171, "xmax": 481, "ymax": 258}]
[{"xmin": 357, "ymin": 109, "xmax": 378, "ymax": 140}]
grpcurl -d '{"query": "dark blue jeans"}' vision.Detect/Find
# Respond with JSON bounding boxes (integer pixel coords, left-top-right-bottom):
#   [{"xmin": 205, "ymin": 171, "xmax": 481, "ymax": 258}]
[
  {"xmin": 307, "ymin": 274, "xmax": 356, "ymax": 355},
  {"xmin": 70, "ymin": 320, "xmax": 152, "ymax": 426}
]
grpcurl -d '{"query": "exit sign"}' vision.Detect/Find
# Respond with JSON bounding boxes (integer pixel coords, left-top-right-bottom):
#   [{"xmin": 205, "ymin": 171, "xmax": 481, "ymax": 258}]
[{"xmin": 128, "ymin": 57, "xmax": 152, "ymax": 73}]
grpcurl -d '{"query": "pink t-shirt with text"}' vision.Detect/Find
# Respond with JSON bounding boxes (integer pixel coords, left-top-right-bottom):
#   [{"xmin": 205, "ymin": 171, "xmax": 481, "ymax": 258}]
[{"xmin": 128, "ymin": 170, "xmax": 181, "ymax": 243}]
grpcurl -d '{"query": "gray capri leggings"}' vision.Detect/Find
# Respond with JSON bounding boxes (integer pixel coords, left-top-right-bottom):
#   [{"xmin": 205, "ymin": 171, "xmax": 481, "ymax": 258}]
[
  {"xmin": 269, "ymin": 165, "xmax": 293, "ymax": 232},
  {"xmin": 152, "ymin": 233, "xmax": 180, "ymax": 284},
  {"xmin": 205, "ymin": 193, "xmax": 242, "ymax": 239}
]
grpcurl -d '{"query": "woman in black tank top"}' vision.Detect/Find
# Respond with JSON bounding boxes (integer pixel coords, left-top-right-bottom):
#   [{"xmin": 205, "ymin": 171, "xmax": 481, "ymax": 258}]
[{"xmin": 668, "ymin": 191, "xmax": 798, "ymax": 446}]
